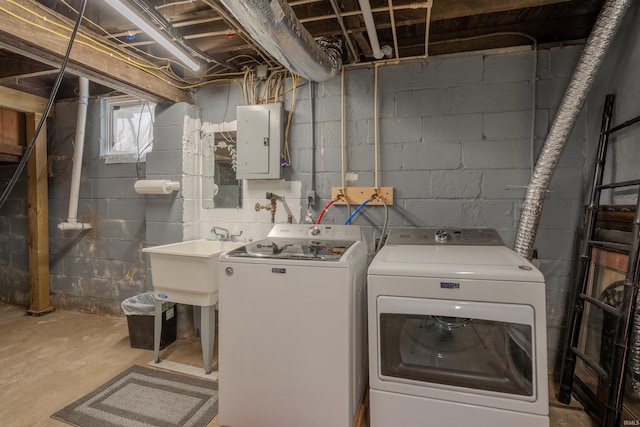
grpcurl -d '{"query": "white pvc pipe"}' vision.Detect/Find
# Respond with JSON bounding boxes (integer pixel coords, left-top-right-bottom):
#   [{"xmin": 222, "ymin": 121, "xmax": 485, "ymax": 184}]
[
  {"xmin": 58, "ymin": 76, "xmax": 92, "ymax": 231},
  {"xmin": 358, "ymin": 0, "xmax": 384, "ymax": 59},
  {"xmin": 58, "ymin": 221, "xmax": 92, "ymax": 231}
]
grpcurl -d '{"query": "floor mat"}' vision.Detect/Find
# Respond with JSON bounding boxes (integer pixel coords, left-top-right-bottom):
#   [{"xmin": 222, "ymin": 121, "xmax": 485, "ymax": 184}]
[{"xmin": 51, "ymin": 365, "xmax": 218, "ymax": 427}]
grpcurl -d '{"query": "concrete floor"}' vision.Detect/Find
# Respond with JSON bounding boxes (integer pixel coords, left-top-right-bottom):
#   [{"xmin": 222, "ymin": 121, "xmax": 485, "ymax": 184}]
[{"xmin": 0, "ymin": 301, "xmax": 597, "ymax": 427}]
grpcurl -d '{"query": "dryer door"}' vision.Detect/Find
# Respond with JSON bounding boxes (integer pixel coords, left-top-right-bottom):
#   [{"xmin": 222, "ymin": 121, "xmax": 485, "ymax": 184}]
[{"xmin": 376, "ymin": 296, "xmax": 536, "ymax": 400}]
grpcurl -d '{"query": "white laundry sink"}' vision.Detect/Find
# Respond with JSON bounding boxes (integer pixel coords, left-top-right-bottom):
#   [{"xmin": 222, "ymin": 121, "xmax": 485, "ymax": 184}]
[{"xmin": 143, "ymin": 239, "xmax": 244, "ymax": 306}]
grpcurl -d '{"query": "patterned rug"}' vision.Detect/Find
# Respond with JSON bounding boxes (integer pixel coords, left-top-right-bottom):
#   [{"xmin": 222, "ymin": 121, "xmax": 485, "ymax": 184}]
[{"xmin": 52, "ymin": 365, "xmax": 218, "ymax": 427}]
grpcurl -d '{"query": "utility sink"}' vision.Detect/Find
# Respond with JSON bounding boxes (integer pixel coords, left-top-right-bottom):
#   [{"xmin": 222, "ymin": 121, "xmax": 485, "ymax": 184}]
[{"xmin": 143, "ymin": 239, "xmax": 244, "ymax": 306}]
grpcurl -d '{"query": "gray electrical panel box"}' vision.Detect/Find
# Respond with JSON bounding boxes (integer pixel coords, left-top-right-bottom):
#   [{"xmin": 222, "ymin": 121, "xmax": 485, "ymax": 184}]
[{"xmin": 236, "ymin": 103, "xmax": 284, "ymax": 180}]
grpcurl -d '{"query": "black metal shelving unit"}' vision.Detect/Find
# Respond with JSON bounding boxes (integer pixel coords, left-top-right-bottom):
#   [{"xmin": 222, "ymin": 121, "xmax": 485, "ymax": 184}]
[{"xmin": 558, "ymin": 94, "xmax": 640, "ymax": 426}]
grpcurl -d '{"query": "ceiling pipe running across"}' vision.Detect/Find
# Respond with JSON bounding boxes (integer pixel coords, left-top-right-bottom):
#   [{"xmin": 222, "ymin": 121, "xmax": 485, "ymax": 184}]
[
  {"xmin": 217, "ymin": 0, "xmax": 343, "ymax": 82},
  {"xmin": 358, "ymin": 0, "xmax": 384, "ymax": 59},
  {"xmin": 513, "ymin": 0, "xmax": 632, "ymax": 260}
]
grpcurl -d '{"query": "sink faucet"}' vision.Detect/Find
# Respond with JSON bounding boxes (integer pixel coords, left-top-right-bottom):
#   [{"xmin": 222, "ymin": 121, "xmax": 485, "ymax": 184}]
[
  {"xmin": 211, "ymin": 226, "xmax": 243, "ymax": 242},
  {"xmin": 211, "ymin": 226, "xmax": 230, "ymax": 241}
]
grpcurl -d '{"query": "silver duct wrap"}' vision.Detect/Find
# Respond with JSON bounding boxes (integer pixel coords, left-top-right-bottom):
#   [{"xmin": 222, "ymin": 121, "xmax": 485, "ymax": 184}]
[
  {"xmin": 513, "ymin": 0, "xmax": 632, "ymax": 260},
  {"xmin": 217, "ymin": 0, "xmax": 343, "ymax": 82}
]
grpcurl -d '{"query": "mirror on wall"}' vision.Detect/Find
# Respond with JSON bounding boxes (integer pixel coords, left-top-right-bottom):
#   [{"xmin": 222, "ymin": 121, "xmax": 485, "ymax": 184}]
[{"xmin": 202, "ymin": 130, "xmax": 242, "ymax": 209}]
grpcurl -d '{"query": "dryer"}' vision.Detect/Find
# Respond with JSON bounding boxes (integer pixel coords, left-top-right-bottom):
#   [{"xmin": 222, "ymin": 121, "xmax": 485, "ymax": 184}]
[
  {"xmin": 218, "ymin": 224, "xmax": 368, "ymax": 427},
  {"xmin": 367, "ymin": 228, "xmax": 549, "ymax": 427}
]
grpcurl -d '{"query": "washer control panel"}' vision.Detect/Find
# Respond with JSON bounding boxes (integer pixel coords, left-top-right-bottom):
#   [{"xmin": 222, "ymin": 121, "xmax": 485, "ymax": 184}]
[
  {"xmin": 267, "ymin": 224, "xmax": 363, "ymax": 241},
  {"xmin": 385, "ymin": 228, "xmax": 504, "ymax": 246}
]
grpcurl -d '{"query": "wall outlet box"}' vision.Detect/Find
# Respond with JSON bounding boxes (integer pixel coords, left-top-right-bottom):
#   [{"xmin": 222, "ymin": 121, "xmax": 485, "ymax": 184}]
[{"xmin": 306, "ymin": 191, "xmax": 316, "ymax": 206}]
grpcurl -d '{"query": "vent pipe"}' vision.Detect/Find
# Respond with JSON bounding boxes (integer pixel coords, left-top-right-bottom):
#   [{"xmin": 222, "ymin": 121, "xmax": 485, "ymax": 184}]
[
  {"xmin": 514, "ymin": 0, "xmax": 632, "ymax": 260},
  {"xmin": 217, "ymin": 0, "xmax": 343, "ymax": 82}
]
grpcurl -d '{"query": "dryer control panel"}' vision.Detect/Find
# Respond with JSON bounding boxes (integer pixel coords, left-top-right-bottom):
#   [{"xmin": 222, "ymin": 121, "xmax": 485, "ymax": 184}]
[{"xmin": 385, "ymin": 228, "xmax": 504, "ymax": 246}]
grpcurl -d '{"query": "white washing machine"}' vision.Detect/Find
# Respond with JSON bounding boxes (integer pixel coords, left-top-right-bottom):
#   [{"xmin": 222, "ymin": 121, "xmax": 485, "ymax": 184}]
[
  {"xmin": 368, "ymin": 228, "xmax": 549, "ymax": 427},
  {"xmin": 218, "ymin": 224, "xmax": 368, "ymax": 427}
]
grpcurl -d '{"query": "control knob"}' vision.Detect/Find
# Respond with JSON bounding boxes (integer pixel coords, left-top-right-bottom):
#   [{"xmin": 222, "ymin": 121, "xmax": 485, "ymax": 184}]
[{"xmin": 435, "ymin": 230, "xmax": 449, "ymax": 242}]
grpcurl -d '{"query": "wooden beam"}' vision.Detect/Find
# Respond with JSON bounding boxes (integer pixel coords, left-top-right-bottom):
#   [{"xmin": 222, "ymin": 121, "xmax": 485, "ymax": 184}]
[
  {"xmin": 0, "ymin": 108, "xmax": 24, "ymax": 146},
  {"xmin": 0, "ymin": 142, "xmax": 26, "ymax": 156},
  {"xmin": 0, "ymin": 153, "xmax": 20, "ymax": 162},
  {"xmin": 0, "ymin": 0, "xmax": 191, "ymax": 104},
  {"xmin": 0, "ymin": 85, "xmax": 50, "ymax": 115},
  {"xmin": 431, "ymin": 0, "xmax": 572, "ymax": 22},
  {"xmin": 26, "ymin": 112, "xmax": 52, "ymax": 315}
]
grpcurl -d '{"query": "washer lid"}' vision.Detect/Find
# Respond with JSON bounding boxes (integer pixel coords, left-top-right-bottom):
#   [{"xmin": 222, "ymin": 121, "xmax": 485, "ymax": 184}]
[
  {"xmin": 368, "ymin": 245, "xmax": 543, "ymax": 282},
  {"xmin": 224, "ymin": 238, "xmax": 356, "ymax": 261}
]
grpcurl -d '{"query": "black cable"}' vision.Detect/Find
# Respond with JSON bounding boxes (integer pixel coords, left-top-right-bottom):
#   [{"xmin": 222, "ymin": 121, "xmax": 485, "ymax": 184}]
[
  {"xmin": 135, "ymin": 100, "xmax": 153, "ymax": 179},
  {"xmin": 0, "ymin": 0, "xmax": 88, "ymax": 210}
]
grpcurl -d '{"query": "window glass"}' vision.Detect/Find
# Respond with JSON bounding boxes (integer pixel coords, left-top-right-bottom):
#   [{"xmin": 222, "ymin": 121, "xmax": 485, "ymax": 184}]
[{"xmin": 101, "ymin": 97, "xmax": 155, "ymax": 163}]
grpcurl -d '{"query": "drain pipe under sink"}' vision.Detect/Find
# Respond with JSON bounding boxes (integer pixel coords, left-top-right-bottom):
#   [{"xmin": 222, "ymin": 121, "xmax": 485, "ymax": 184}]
[{"xmin": 58, "ymin": 77, "xmax": 92, "ymax": 231}]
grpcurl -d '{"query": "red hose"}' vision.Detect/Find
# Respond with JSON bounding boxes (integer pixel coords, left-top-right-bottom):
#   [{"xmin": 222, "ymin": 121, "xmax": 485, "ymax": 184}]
[{"xmin": 316, "ymin": 199, "xmax": 335, "ymax": 224}]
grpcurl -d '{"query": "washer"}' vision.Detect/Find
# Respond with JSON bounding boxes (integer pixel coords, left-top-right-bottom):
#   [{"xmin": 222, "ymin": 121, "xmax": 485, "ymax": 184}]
[
  {"xmin": 367, "ymin": 228, "xmax": 549, "ymax": 427},
  {"xmin": 218, "ymin": 224, "xmax": 368, "ymax": 427}
]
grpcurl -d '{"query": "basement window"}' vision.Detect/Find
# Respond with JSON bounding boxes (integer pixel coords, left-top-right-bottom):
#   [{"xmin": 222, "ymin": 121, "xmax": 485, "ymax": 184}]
[{"xmin": 101, "ymin": 97, "xmax": 155, "ymax": 163}]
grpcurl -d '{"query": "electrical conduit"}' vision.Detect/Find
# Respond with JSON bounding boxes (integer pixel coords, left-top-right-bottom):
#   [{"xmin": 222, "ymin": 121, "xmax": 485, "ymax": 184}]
[{"xmin": 58, "ymin": 77, "xmax": 92, "ymax": 231}]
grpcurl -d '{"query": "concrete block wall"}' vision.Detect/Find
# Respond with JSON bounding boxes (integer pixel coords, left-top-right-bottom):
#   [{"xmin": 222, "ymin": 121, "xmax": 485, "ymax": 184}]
[
  {"xmin": 143, "ymin": 102, "xmax": 195, "ymax": 336},
  {"xmin": 46, "ymin": 100, "xmax": 148, "ymax": 315},
  {"xmin": 0, "ymin": 168, "xmax": 28, "ymax": 306},
  {"xmin": 0, "ymin": 100, "xmax": 150, "ymax": 314},
  {"xmin": 144, "ymin": 102, "xmax": 188, "ymax": 247},
  {"xmin": 0, "ymin": 43, "xmax": 609, "ymax": 374},
  {"xmin": 193, "ymin": 45, "xmax": 587, "ymax": 372},
  {"xmin": 194, "ymin": 85, "xmax": 305, "ymax": 241}
]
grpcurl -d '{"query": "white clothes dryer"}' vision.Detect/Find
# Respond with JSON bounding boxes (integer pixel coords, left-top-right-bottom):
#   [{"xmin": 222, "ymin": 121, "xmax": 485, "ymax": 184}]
[
  {"xmin": 218, "ymin": 224, "xmax": 368, "ymax": 427},
  {"xmin": 367, "ymin": 228, "xmax": 549, "ymax": 427}
]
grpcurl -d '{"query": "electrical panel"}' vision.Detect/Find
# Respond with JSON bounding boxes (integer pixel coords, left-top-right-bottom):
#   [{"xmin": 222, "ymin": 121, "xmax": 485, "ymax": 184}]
[{"xmin": 236, "ymin": 103, "xmax": 284, "ymax": 180}]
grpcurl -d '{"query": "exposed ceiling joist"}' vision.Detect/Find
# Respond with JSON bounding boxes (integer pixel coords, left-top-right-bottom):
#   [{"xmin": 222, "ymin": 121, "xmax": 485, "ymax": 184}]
[
  {"xmin": 0, "ymin": 0, "xmax": 605, "ymax": 103},
  {"xmin": 0, "ymin": 84, "xmax": 50, "ymax": 114},
  {"xmin": 431, "ymin": 0, "xmax": 572, "ymax": 21},
  {"xmin": 0, "ymin": 69, "xmax": 59, "ymax": 86},
  {"xmin": 0, "ymin": 0, "xmax": 190, "ymax": 103}
]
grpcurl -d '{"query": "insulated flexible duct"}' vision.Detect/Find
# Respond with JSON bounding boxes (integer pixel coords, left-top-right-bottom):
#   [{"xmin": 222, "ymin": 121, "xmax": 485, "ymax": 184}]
[
  {"xmin": 514, "ymin": 0, "xmax": 633, "ymax": 260},
  {"xmin": 217, "ymin": 0, "xmax": 343, "ymax": 82}
]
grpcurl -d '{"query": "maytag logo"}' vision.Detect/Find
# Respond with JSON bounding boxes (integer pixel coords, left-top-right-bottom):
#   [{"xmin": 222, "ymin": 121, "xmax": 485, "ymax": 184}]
[
  {"xmin": 272, "ymin": 268, "xmax": 286, "ymax": 274},
  {"xmin": 440, "ymin": 282, "xmax": 460, "ymax": 289}
]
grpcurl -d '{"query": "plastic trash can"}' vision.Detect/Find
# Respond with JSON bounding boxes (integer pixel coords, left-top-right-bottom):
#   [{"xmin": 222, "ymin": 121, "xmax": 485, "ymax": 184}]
[{"xmin": 121, "ymin": 292, "xmax": 177, "ymax": 350}]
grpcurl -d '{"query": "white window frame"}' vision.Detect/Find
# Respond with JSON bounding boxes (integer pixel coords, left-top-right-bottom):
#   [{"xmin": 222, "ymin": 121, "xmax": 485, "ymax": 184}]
[{"xmin": 100, "ymin": 96, "xmax": 155, "ymax": 164}]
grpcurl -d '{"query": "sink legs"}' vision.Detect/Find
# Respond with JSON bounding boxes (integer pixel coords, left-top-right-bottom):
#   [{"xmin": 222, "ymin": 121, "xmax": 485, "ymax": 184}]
[
  {"xmin": 153, "ymin": 301, "xmax": 216, "ymax": 375},
  {"xmin": 201, "ymin": 305, "xmax": 215, "ymax": 374},
  {"xmin": 154, "ymin": 300, "xmax": 162, "ymax": 364}
]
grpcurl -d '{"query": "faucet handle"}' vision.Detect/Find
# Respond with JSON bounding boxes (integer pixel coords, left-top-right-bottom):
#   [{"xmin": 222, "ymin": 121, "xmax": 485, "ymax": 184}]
[{"xmin": 230, "ymin": 231, "xmax": 243, "ymax": 241}]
